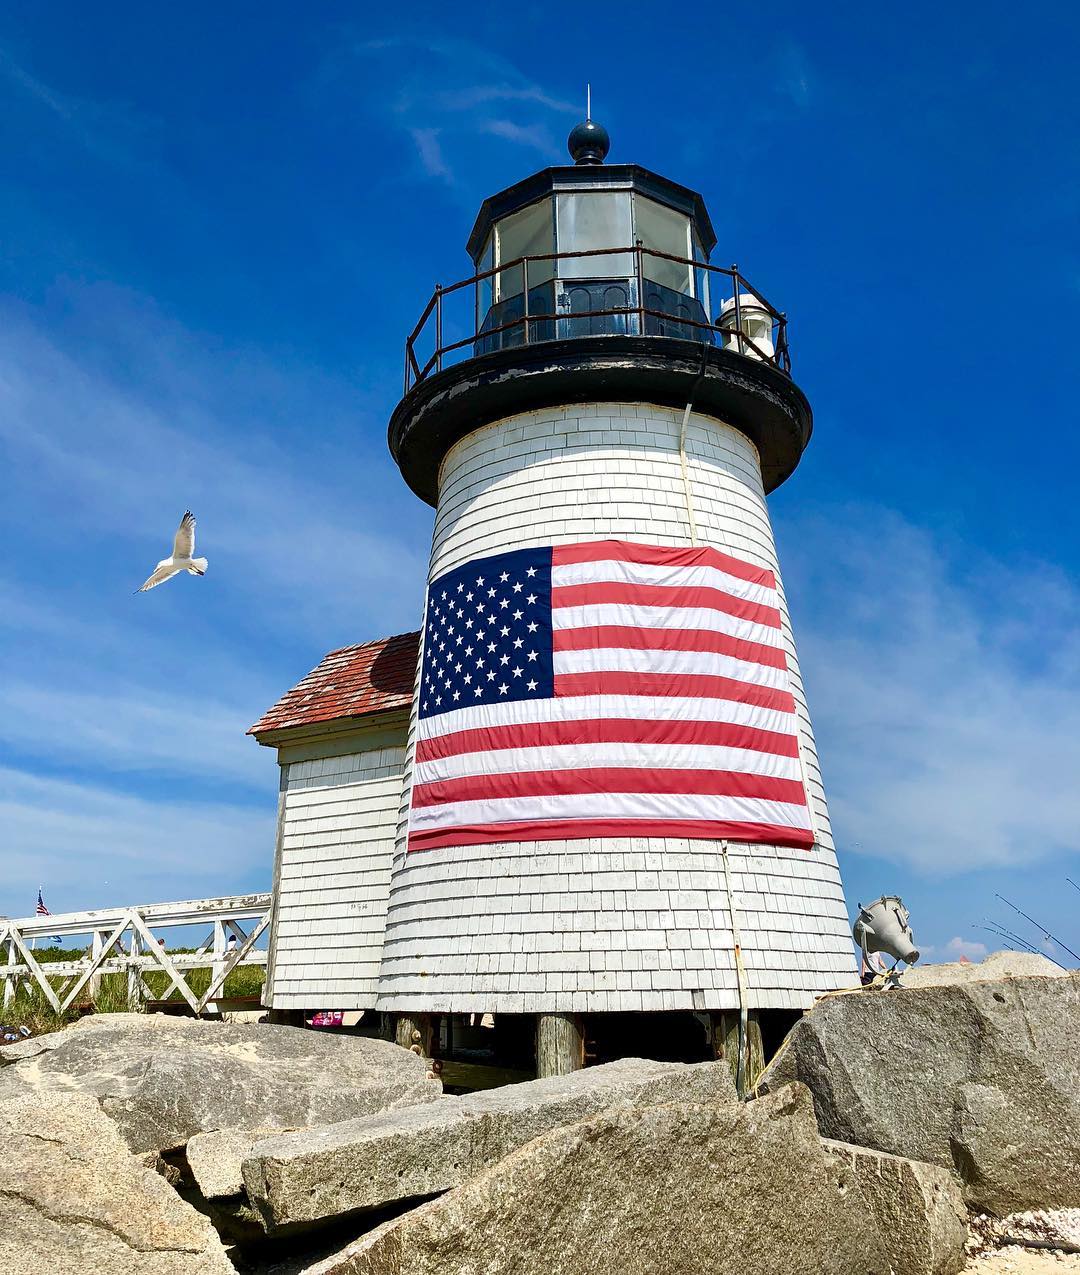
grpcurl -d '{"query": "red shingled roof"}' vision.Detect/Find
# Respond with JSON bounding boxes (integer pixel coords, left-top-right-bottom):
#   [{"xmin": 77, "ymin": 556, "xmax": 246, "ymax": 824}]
[{"xmin": 248, "ymin": 631, "xmax": 419, "ymax": 736}]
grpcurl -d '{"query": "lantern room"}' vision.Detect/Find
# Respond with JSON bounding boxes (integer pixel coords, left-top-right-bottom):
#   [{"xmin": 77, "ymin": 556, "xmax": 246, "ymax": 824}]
[{"xmin": 467, "ymin": 119, "xmax": 718, "ymax": 350}]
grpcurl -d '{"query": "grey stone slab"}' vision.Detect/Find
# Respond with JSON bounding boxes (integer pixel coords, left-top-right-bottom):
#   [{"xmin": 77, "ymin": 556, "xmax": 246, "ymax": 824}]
[
  {"xmin": 822, "ymin": 1139, "xmax": 967, "ymax": 1275},
  {"xmin": 761, "ymin": 971, "xmax": 1080, "ymax": 1214},
  {"xmin": 0, "ymin": 1087, "xmax": 233, "ymax": 1275},
  {"xmin": 1, "ymin": 1013, "xmax": 440, "ymax": 1154},
  {"xmin": 244, "ymin": 1057, "xmax": 736, "ymax": 1231},
  {"xmin": 286, "ymin": 1087, "xmax": 888, "ymax": 1275},
  {"xmin": 900, "ymin": 950, "xmax": 1064, "ymax": 988}
]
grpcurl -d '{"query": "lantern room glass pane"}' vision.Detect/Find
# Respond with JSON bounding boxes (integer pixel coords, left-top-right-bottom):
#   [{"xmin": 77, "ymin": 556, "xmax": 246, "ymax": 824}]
[
  {"xmin": 636, "ymin": 196, "xmax": 691, "ymax": 294},
  {"xmin": 556, "ymin": 191, "xmax": 633, "ymax": 278},
  {"xmin": 495, "ymin": 198, "xmax": 554, "ymax": 299},
  {"xmin": 476, "ymin": 233, "xmax": 494, "ymax": 329}
]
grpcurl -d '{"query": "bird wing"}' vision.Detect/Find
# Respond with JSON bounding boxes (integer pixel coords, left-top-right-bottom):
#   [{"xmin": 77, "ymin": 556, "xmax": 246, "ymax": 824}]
[
  {"xmin": 173, "ymin": 511, "xmax": 195, "ymax": 559},
  {"xmin": 137, "ymin": 563, "xmax": 181, "ymax": 593}
]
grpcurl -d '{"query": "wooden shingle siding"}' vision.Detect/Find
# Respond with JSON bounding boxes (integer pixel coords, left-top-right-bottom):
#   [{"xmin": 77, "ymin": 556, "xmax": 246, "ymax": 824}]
[{"xmin": 268, "ymin": 740, "xmax": 407, "ymax": 1009}]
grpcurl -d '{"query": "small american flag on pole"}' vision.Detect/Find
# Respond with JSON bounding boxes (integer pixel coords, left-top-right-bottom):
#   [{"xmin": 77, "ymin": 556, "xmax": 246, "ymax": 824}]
[
  {"xmin": 408, "ymin": 539, "xmax": 813, "ymax": 852},
  {"xmin": 36, "ymin": 889, "xmax": 50, "ymax": 916}
]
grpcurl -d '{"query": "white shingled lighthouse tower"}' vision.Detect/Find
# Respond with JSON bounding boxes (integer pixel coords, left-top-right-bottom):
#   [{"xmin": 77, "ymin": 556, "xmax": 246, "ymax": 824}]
[{"xmin": 375, "ymin": 115, "xmax": 856, "ymax": 1080}]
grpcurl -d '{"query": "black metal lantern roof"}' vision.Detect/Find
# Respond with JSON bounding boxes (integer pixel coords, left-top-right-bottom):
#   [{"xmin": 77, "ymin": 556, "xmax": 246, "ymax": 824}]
[{"xmin": 466, "ymin": 163, "xmax": 717, "ymax": 262}]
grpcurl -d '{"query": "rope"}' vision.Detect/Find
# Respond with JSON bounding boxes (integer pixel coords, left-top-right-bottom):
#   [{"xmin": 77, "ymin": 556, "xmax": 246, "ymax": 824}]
[
  {"xmin": 721, "ymin": 840, "xmax": 749, "ymax": 1096},
  {"xmin": 677, "ymin": 344, "xmax": 710, "ymax": 547}
]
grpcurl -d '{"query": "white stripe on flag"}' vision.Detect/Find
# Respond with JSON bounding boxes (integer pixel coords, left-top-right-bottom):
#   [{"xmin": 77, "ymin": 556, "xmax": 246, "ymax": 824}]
[
  {"xmin": 409, "ymin": 790, "xmax": 814, "ymax": 833},
  {"xmin": 416, "ymin": 692, "xmax": 799, "ymax": 743},
  {"xmin": 551, "ymin": 603, "xmax": 785, "ymax": 647},
  {"xmin": 552, "ymin": 645, "xmax": 788, "ymax": 688},
  {"xmin": 414, "ymin": 740, "xmax": 804, "ymax": 786},
  {"xmin": 552, "ymin": 556, "xmax": 779, "ymax": 607}
]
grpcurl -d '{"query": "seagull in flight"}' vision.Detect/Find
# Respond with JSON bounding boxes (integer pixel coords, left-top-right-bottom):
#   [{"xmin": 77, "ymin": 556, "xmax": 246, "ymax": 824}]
[{"xmin": 136, "ymin": 511, "xmax": 208, "ymax": 593}]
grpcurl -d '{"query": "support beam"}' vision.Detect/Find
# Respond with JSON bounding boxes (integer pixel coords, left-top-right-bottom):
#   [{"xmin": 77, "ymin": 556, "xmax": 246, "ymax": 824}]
[
  {"xmin": 126, "ymin": 929, "xmax": 143, "ymax": 1008},
  {"xmin": 535, "ymin": 1012, "xmax": 584, "ymax": 1078},
  {"xmin": 3, "ymin": 936, "xmax": 16, "ymax": 1010},
  {"xmin": 89, "ymin": 929, "xmax": 111, "ymax": 999},
  {"xmin": 711, "ymin": 1010, "xmax": 740, "ymax": 1089}
]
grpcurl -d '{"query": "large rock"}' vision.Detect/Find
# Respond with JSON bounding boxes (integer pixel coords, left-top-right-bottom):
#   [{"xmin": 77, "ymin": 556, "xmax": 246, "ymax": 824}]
[
  {"xmin": 760, "ymin": 972, "xmax": 1080, "ymax": 1214},
  {"xmin": 244, "ymin": 1057, "xmax": 736, "ymax": 1231},
  {"xmin": 901, "ymin": 950, "xmax": 1065, "ymax": 988},
  {"xmin": 822, "ymin": 1139, "xmax": 967, "ymax": 1275},
  {"xmin": 0, "ymin": 1088, "xmax": 233, "ymax": 1274},
  {"xmin": 0, "ymin": 1013, "xmax": 439, "ymax": 1154},
  {"xmin": 288, "ymin": 1087, "xmax": 897, "ymax": 1275}
]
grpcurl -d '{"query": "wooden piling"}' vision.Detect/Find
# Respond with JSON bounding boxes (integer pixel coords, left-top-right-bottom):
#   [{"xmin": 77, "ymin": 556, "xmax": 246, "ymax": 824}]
[
  {"xmin": 535, "ymin": 1012, "xmax": 584, "ymax": 1077},
  {"xmin": 394, "ymin": 1012, "xmax": 435, "ymax": 1058}
]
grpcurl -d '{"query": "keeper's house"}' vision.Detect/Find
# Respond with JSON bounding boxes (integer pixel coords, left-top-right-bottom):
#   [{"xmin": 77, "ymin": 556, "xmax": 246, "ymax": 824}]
[{"xmin": 248, "ymin": 632, "xmax": 418, "ymax": 1012}]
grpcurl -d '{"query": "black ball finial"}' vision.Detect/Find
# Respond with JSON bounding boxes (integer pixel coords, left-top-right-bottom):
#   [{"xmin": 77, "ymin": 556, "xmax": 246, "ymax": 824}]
[{"xmin": 567, "ymin": 117, "xmax": 610, "ymax": 165}]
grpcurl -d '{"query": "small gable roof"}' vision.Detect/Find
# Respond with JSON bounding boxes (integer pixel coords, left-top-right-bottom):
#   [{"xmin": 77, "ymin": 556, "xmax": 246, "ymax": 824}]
[{"xmin": 248, "ymin": 631, "xmax": 419, "ymax": 738}]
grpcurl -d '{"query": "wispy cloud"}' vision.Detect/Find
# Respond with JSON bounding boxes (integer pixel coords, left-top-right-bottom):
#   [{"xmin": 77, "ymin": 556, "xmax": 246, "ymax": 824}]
[
  {"xmin": 0, "ymin": 765, "xmax": 273, "ymax": 916},
  {"xmin": 0, "ymin": 682, "xmax": 266, "ymax": 788},
  {"xmin": 410, "ymin": 127, "xmax": 452, "ymax": 182},
  {"xmin": 945, "ymin": 936, "xmax": 989, "ymax": 960},
  {"xmin": 480, "ymin": 119, "xmax": 561, "ymax": 160},
  {"xmin": 786, "ymin": 507, "xmax": 1080, "ymax": 876},
  {"xmin": 0, "ymin": 42, "xmax": 156, "ymax": 166},
  {"xmin": 320, "ymin": 34, "xmax": 576, "ymax": 185}
]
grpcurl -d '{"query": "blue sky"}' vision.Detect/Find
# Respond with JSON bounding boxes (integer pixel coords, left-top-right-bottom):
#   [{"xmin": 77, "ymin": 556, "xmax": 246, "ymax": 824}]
[{"xmin": 2, "ymin": 3, "xmax": 1079, "ymax": 964}]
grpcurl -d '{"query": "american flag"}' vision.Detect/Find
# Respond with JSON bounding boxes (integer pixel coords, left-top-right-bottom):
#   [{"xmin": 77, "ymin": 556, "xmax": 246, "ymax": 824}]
[
  {"xmin": 36, "ymin": 889, "xmax": 50, "ymax": 916},
  {"xmin": 408, "ymin": 539, "xmax": 814, "ymax": 852}
]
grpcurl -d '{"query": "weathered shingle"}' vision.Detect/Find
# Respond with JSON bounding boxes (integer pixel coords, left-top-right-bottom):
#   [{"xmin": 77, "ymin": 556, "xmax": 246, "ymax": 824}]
[{"xmin": 249, "ymin": 632, "xmax": 419, "ymax": 736}]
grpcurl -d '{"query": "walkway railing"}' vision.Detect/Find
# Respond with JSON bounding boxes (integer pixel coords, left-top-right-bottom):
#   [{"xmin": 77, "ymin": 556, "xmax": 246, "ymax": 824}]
[
  {"xmin": 404, "ymin": 244, "xmax": 791, "ymax": 394},
  {"xmin": 0, "ymin": 893, "xmax": 272, "ymax": 1017}
]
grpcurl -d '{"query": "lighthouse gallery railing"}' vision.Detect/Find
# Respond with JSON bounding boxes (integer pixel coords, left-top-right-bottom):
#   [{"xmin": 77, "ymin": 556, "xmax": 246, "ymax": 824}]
[{"xmin": 403, "ymin": 244, "xmax": 791, "ymax": 394}]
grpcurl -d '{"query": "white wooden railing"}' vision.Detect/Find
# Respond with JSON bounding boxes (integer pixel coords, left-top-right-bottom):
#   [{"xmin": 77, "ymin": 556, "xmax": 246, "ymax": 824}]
[{"xmin": 0, "ymin": 893, "xmax": 272, "ymax": 1016}]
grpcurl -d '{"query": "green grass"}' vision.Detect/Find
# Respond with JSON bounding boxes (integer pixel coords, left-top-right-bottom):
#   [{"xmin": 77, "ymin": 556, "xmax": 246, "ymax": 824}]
[{"xmin": 1, "ymin": 947, "xmax": 266, "ymax": 1038}]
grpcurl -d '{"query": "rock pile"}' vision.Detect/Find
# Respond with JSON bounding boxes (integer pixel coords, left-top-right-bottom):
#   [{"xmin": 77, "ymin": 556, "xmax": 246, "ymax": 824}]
[{"xmin": 2, "ymin": 954, "xmax": 1076, "ymax": 1274}]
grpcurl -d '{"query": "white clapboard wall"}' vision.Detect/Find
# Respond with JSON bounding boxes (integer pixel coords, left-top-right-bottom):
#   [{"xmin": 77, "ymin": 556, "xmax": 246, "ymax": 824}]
[{"xmin": 265, "ymin": 721, "xmax": 408, "ymax": 1009}]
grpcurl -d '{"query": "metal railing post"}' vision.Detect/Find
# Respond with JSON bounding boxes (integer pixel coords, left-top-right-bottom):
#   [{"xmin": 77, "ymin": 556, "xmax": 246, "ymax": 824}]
[
  {"xmin": 522, "ymin": 257, "xmax": 529, "ymax": 345},
  {"xmin": 435, "ymin": 286, "xmax": 443, "ymax": 373},
  {"xmin": 635, "ymin": 240, "xmax": 645, "ymax": 336},
  {"xmin": 732, "ymin": 266, "xmax": 743, "ymax": 356}
]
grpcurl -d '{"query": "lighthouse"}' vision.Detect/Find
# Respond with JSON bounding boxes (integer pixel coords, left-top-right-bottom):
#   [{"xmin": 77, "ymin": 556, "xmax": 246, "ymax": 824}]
[{"xmin": 375, "ymin": 116, "xmax": 856, "ymax": 1080}]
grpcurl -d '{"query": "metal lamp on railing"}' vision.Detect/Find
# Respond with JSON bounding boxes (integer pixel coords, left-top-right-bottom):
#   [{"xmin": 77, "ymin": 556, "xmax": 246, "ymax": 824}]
[{"xmin": 718, "ymin": 293, "xmax": 776, "ymax": 361}]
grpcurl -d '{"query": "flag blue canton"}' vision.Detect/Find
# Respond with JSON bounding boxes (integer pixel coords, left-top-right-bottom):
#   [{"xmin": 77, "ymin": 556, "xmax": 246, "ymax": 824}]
[{"xmin": 419, "ymin": 547, "xmax": 554, "ymax": 719}]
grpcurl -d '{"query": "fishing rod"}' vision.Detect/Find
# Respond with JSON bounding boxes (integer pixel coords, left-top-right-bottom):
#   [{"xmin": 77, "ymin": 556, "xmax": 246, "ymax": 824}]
[
  {"xmin": 979, "ymin": 922, "xmax": 1067, "ymax": 968},
  {"xmin": 1066, "ymin": 878, "xmax": 1080, "ymax": 897},
  {"xmin": 995, "ymin": 893, "xmax": 1080, "ymax": 964},
  {"xmin": 978, "ymin": 921, "xmax": 1042, "ymax": 956}
]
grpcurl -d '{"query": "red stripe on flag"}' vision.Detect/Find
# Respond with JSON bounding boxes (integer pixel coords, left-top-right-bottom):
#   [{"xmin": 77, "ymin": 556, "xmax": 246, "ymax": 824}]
[
  {"xmin": 411, "ymin": 766, "xmax": 807, "ymax": 809},
  {"xmin": 554, "ymin": 670, "xmax": 795, "ymax": 713},
  {"xmin": 552, "ymin": 623, "xmax": 788, "ymax": 670},
  {"xmin": 409, "ymin": 818, "xmax": 815, "ymax": 852},
  {"xmin": 551, "ymin": 539, "xmax": 777, "ymax": 589},
  {"xmin": 551, "ymin": 581, "xmax": 781, "ymax": 629},
  {"xmin": 415, "ymin": 716, "xmax": 801, "ymax": 764}
]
